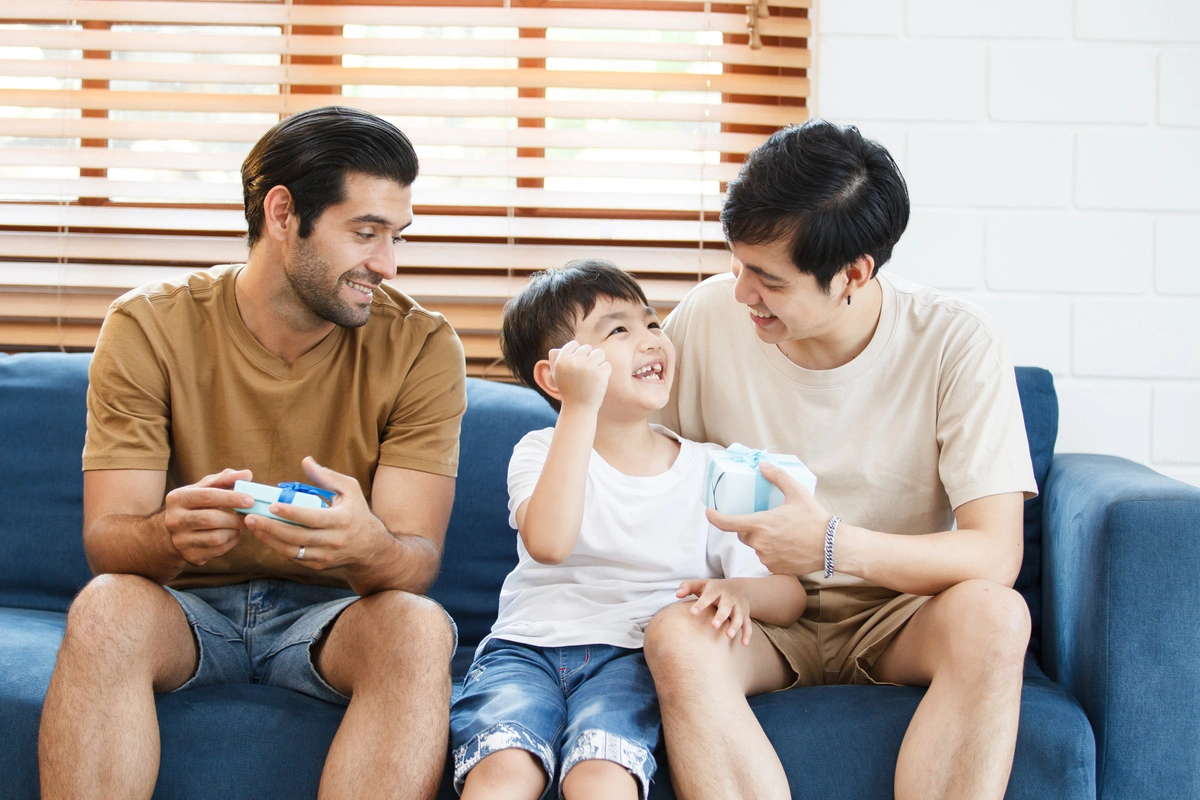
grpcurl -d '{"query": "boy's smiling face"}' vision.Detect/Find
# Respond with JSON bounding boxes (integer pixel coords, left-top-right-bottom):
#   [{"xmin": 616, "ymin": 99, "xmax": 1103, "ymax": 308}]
[{"xmin": 572, "ymin": 295, "xmax": 675, "ymax": 416}]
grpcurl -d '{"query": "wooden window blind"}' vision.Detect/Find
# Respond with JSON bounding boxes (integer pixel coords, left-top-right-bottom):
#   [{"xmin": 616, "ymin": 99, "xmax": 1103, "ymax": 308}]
[{"xmin": 0, "ymin": 0, "xmax": 809, "ymax": 376}]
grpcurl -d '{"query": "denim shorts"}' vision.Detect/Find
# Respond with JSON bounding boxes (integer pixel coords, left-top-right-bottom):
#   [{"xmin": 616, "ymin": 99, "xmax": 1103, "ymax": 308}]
[
  {"xmin": 449, "ymin": 639, "xmax": 660, "ymax": 800},
  {"xmin": 165, "ymin": 579, "xmax": 359, "ymax": 705}
]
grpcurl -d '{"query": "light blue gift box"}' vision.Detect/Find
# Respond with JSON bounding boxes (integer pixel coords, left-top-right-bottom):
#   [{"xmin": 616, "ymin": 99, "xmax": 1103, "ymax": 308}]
[
  {"xmin": 233, "ymin": 480, "xmax": 335, "ymax": 526},
  {"xmin": 705, "ymin": 444, "xmax": 818, "ymax": 515}
]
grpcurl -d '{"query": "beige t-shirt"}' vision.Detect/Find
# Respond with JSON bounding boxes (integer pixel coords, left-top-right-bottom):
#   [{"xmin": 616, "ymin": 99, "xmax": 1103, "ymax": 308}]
[
  {"xmin": 657, "ymin": 272, "xmax": 1036, "ymax": 591},
  {"xmin": 84, "ymin": 264, "xmax": 467, "ymax": 590}
]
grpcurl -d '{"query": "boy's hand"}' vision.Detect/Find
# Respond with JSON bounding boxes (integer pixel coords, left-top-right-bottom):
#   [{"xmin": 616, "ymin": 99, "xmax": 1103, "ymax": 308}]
[
  {"xmin": 548, "ymin": 340, "xmax": 611, "ymax": 410},
  {"xmin": 677, "ymin": 578, "xmax": 754, "ymax": 646}
]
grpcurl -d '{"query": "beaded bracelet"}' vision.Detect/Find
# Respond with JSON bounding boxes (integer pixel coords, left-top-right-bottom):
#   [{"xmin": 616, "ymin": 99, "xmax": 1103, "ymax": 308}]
[{"xmin": 824, "ymin": 515, "xmax": 841, "ymax": 579}]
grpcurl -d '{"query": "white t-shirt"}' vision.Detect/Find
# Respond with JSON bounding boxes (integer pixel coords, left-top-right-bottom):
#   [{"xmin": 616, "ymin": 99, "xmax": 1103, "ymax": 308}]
[
  {"xmin": 486, "ymin": 425, "xmax": 771, "ymax": 652},
  {"xmin": 657, "ymin": 272, "xmax": 1037, "ymax": 591}
]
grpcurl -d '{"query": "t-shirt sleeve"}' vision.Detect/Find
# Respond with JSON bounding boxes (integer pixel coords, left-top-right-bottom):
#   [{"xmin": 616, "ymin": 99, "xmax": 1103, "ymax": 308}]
[
  {"xmin": 83, "ymin": 305, "xmax": 172, "ymax": 472},
  {"xmin": 378, "ymin": 318, "xmax": 467, "ymax": 477},
  {"xmin": 937, "ymin": 330, "xmax": 1038, "ymax": 509},
  {"xmin": 506, "ymin": 429, "xmax": 552, "ymax": 530}
]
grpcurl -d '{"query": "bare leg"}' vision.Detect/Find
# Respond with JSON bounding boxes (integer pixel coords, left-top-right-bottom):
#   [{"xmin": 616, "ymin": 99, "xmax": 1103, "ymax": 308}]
[
  {"xmin": 461, "ymin": 748, "xmax": 546, "ymax": 800},
  {"xmin": 314, "ymin": 590, "xmax": 455, "ymax": 800},
  {"xmin": 561, "ymin": 759, "xmax": 638, "ymax": 800},
  {"xmin": 872, "ymin": 579, "xmax": 1030, "ymax": 800},
  {"xmin": 39, "ymin": 574, "xmax": 198, "ymax": 800},
  {"xmin": 642, "ymin": 602, "xmax": 794, "ymax": 800}
]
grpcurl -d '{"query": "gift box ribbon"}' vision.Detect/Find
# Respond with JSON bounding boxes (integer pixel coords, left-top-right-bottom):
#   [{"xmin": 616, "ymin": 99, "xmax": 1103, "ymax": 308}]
[
  {"xmin": 709, "ymin": 444, "xmax": 776, "ymax": 512},
  {"xmin": 277, "ymin": 482, "xmax": 336, "ymax": 507}
]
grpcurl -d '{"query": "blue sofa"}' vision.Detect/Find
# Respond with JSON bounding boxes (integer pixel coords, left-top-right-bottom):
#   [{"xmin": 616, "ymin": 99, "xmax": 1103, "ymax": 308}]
[{"xmin": 1, "ymin": 351, "xmax": 1197, "ymax": 799}]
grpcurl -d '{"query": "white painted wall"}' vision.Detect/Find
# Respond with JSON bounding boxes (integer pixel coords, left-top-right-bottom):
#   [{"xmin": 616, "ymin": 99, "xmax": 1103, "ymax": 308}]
[{"xmin": 813, "ymin": 0, "xmax": 1200, "ymax": 487}]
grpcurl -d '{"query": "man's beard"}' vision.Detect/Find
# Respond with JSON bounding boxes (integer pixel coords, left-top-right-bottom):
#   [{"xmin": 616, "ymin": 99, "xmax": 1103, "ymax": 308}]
[{"xmin": 284, "ymin": 238, "xmax": 377, "ymax": 329}]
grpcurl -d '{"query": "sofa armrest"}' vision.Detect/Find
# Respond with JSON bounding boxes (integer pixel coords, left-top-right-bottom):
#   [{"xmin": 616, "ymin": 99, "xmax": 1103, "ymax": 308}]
[{"xmin": 1043, "ymin": 453, "xmax": 1200, "ymax": 800}]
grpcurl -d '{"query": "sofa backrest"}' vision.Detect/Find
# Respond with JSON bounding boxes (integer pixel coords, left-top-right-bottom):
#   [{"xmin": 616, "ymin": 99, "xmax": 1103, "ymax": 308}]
[
  {"xmin": 0, "ymin": 354, "xmax": 1058, "ymax": 657},
  {"xmin": 0, "ymin": 353, "xmax": 94, "ymax": 612}
]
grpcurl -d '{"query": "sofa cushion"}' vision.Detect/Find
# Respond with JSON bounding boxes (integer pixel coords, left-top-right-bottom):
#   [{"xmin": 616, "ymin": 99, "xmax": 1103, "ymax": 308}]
[
  {"xmin": 0, "ymin": 607, "xmax": 70, "ymax": 799},
  {"xmin": 721, "ymin": 659, "xmax": 1094, "ymax": 800},
  {"xmin": 0, "ymin": 353, "xmax": 94, "ymax": 613}
]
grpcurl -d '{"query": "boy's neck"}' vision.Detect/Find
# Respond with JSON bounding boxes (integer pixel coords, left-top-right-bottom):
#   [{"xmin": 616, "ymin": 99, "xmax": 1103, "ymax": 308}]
[{"xmin": 592, "ymin": 416, "xmax": 679, "ymax": 477}]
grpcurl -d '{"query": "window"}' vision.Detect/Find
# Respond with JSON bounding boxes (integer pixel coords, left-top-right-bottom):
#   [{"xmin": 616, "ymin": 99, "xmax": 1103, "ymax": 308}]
[{"xmin": 0, "ymin": 0, "xmax": 809, "ymax": 375}]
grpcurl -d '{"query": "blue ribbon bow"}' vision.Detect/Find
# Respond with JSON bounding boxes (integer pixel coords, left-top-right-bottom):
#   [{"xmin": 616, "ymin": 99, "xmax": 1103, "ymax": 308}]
[{"xmin": 276, "ymin": 482, "xmax": 336, "ymax": 507}]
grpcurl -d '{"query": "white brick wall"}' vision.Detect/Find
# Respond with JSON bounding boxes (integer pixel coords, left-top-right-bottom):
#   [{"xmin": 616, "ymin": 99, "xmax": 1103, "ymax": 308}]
[{"xmin": 813, "ymin": 0, "xmax": 1200, "ymax": 486}]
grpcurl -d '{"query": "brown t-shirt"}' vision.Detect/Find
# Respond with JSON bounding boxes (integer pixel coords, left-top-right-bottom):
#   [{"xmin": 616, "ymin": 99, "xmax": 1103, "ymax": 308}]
[{"xmin": 83, "ymin": 264, "xmax": 467, "ymax": 590}]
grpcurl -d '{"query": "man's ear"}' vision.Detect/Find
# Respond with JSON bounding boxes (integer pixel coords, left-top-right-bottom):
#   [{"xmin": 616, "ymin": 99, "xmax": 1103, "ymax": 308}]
[
  {"xmin": 262, "ymin": 185, "xmax": 296, "ymax": 243},
  {"xmin": 532, "ymin": 359, "xmax": 564, "ymax": 404},
  {"xmin": 843, "ymin": 255, "xmax": 876, "ymax": 298}
]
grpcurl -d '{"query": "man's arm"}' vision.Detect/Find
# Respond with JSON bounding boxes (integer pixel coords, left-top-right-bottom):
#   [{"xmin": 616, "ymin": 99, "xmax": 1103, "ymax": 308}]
[
  {"xmin": 708, "ymin": 466, "xmax": 1024, "ymax": 595},
  {"xmin": 244, "ymin": 458, "xmax": 454, "ymax": 597},
  {"xmin": 83, "ymin": 468, "xmax": 253, "ymax": 584}
]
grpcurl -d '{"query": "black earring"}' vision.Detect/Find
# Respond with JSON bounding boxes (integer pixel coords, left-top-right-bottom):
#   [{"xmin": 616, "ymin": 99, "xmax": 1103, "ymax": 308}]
[{"xmin": 847, "ymin": 295, "xmax": 852, "ymax": 306}]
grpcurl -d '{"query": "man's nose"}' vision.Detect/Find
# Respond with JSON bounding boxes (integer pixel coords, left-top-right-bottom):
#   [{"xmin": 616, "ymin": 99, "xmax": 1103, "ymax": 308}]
[{"xmin": 365, "ymin": 238, "xmax": 398, "ymax": 280}]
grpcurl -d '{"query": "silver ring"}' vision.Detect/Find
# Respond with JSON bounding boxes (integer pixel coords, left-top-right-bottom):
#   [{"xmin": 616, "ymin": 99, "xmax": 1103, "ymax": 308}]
[{"xmin": 296, "ymin": 545, "xmax": 306, "ymax": 561}]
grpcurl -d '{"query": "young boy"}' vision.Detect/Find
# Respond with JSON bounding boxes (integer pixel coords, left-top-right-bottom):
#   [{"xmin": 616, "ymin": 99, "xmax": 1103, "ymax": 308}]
[{"xmin": 448, "ymin": 259, "xmax": 807, "ymax": 800}]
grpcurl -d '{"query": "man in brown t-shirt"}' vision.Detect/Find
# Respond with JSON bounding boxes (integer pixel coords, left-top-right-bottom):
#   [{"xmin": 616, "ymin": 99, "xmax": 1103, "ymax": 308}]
[{"xmin": 39, "ymin": 106, "xmax": 467, "ymax": 800}]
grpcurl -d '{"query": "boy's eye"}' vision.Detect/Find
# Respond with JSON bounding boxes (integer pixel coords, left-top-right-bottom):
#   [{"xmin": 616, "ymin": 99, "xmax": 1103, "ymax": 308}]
[
  {"xmin": 607, "ymin": 326, "xmax": 628, "ymax": 337},
  {"xmin": 648, "ymin": 321, "xmax": 661, "ymax": 329}
]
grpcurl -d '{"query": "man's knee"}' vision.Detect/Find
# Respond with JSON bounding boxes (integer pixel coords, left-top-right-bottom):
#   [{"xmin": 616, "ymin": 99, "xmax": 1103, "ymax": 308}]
[
  {"xmin": 643, "ymin": 601, "xmax": 723, "ymax": 675},
  {"xmin": 944, "ymin": 580, "xmax": 1031, "ymax": 670},
  {"xmin": 59, "ymin": 574, "xmax": 184, "ymax": 671},
  {"xmin": 341, "ymin": 590, "xmax": 455, "ymax": 667}
]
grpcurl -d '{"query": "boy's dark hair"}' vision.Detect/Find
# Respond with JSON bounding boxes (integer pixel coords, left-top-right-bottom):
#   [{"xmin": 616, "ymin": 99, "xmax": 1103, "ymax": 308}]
[
  {"xmin": 501, "ymin": 259, "xmax": 649, "ymax": 411},
  {"xmin": 721, "ymin": 118, "xmax": 910, "ymax": 292},
  {"xmin": 242, "ymin": 106, "xmax": 419, "ymax": 247}
]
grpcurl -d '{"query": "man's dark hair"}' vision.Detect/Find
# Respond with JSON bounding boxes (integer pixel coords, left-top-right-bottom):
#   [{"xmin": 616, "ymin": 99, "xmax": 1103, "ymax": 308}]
[
  {"xmin": 721, "ymin": 119, "xmax": 910, "ymax": 291},
  {"xmin": 242, "ymin": 106, "xmax": 419, "ymax": 247},
  {"xmin": 501, "ymin": 259, "xmax": 649, "ymax": 412}
]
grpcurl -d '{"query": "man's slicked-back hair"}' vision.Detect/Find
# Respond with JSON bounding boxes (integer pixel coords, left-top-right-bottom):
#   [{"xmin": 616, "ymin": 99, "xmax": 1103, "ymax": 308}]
[
  {"xmin": 500, "ymin": 259, "xmax": 649, "ymax": 412},
  {"xmin": 242, "ymin": 105, "xmax": 419, "ymax": 247},
  {"xmin": 721, "ymin": 119, "xmax": 910, "ymax": 291}
]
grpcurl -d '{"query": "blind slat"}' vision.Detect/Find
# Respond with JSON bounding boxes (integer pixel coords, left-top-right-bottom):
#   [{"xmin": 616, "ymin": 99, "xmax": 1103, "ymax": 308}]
[
  {"xmin": 3, "ymin": 2, "xmax": 810, "ymax": 37},
  {"xmin": 0, "ymin": 236, "xmax": 731, "ymax": 275},
  {"xmin": 3, "ymin": 29, "xmax": 809, "ymax": 69}
]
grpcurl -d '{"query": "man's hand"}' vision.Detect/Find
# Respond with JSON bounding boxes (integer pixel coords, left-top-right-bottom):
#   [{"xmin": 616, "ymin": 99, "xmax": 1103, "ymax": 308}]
[
  {"xmin": 705, "ymin": 461, "xmax": 831, "ymax": 576},
  {"xmin": 548, "ymin": 340, "xmax": 611, "ymax": 411},
  {"xmin": 677, "ymin": 578, "xmax": 755, "ymax": 646},
  {"xmin": 244, "ymin": 457, "xmax": 392, "ymax": 574},
  {"xmin": 163, "ymin": 468, "xmax": 254, "ymax": 566}
]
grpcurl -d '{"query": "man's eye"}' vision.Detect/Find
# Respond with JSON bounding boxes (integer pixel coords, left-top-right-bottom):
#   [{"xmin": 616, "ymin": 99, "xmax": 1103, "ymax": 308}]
[
  {"xmin": 392, "ymin": 236, "xmax": 406, "ymax": 245},
  {"xmin": 358, "ymin": 232, "xmax": 375, "ymax": 240}
]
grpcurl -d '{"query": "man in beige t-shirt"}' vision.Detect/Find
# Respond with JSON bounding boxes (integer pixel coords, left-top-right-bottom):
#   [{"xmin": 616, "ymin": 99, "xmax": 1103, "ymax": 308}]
[
  {"xmin": 646, "ymin": 120, "xmax": 1037, "ymax": 800},
  {"xmin": 39, "ymin": 107, "xmax": 466, "ymax": 800}
]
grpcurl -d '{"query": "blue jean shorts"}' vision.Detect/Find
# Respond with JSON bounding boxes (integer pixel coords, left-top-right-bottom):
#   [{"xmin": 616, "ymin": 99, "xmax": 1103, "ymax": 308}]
[
  {"xmin": 449, "ymin": 639, "xmax": 660, "ymax": 800},
  {"xmin": 165, "ymin": 579, "xmax": 359, "ymax": 705}
]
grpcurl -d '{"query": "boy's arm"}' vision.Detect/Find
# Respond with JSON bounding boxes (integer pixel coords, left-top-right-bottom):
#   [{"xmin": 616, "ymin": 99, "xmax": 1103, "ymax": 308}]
[
  {"xmin": 515, "ymin": 341, "xmax": 611, "ymax": 564},
  {"xmin": 678, "ymin": 574, "xmax": 807, "ymax": 645}
]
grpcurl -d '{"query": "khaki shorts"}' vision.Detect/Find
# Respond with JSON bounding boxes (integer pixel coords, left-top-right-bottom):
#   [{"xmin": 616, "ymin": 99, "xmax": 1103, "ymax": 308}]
[{"xmin": 756, "ymin": 585, "xmax": 930, "ymax": 688}]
